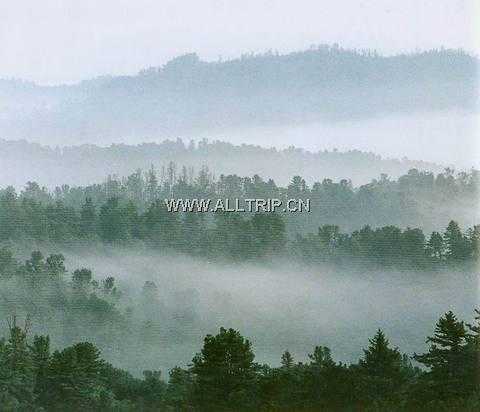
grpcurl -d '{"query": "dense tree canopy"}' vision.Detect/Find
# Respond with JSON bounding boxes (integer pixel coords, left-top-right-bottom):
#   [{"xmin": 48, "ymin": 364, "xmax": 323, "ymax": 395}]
[
  {"xmin": 0, "ymin": 166, "xmax": 477, "ymax": 410},
  {"xmin": 0, "ymin": 169, "xmax": 478, "ymax": 268},
  {"xmin": 0, "ymin": 309, "xmax": 478, "ymax": 411}
]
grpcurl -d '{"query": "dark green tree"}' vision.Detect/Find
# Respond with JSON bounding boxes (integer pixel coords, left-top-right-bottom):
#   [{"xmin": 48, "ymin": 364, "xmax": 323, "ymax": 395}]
[
  {"xmin": 139, "ymin": 370, "xmax": 167, "ymax": 409},
  {"xmin": 444, "ymin": 221, "xmax": 471, "ymax": 261},
  {"xmin": 80, "ymin": 197, "xmax": 97, "ymax": 238},
  {"xmin": 355, "ymin": 329, "xmax": 412, "ymax": 407},
  {"xmin": 414, "ymin": 311, "xmax": 472, "ymax": 403},
  {"xmin": 426, "ymin": 231, "xmax": 445, "ymax": 261},
  {"xmin": 280, "ymin": 350, "xmax": 294, "ymax": 369},
  {"xmin": 144, "ymin": 200, "xmax": 181, "ymax": 248},
  {"xmin": 30, "ymin": 335, "xmax": 50, "ymax": 407},
  {"xmin": 191, "ymin": 327, "xmax": 257, "ymax": 411},
  {"xmin": 45, "ymin": 342, "xmax": 112, "ymax": 409},
  {"xmin": 0, "ymin": 319, "xmax": 35, "ymax": 409},
  {"xmin": 99, "ymin": 197, "xmax": 129, "ymax": 242},
  {"xmin": 165, "ymin": 366, "xmax": 194, "ymax": 411}
]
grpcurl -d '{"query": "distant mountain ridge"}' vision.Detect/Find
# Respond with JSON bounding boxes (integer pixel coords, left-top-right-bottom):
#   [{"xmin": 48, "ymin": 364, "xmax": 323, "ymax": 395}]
[
  {"xmin": 0, "ymin": 46, "xmax": 477, "ymax": 145},
  {"xmin": 0, "ymin": 138, "xmax": 446, "ymax": 189}
]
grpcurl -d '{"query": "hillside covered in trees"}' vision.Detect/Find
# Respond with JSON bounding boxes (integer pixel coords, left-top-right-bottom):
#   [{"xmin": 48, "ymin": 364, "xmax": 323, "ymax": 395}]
[
  {"xmin": 0, "ymin": 238, "xmax": 478, "ymax": 411},
  {"xmin": 0, "ymin": 138, "xmax": 445, "ymax": 189},
  {"xmin": 0, "ymin": 305, "xmax": 478, "ymax": 411},
  {"xmin": 2, "ymin": 4, "xmax": 479, "ymax": 409},
  {"xmin": 1, "ymin": 167, "xmax": 478, "ymax": 239},
  {"xmin": 1, "ymin": 46, "xmax": 478, "ymax": 410},
  {"xmin": 0, "ymin": 166, "xmax": 478, "ymax": 411},
  {"xmin": 0, "ymin": 47, "xmax": 477, "ymax": 144}
]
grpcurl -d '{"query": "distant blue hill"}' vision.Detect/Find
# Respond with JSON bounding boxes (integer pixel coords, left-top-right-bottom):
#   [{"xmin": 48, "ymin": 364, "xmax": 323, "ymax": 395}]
[{"xmin": 0, "ymin": 46, "xmax": 477, "ymax": 145}]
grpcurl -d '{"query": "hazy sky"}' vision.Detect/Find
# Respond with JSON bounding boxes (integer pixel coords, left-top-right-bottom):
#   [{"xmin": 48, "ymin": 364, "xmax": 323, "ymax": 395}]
[{"xmin": 1, "ymin": 0, "xmax": 478, "ymax": 85}]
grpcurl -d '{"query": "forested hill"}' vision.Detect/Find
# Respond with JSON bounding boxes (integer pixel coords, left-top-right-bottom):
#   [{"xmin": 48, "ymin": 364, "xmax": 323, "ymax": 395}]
[
  {"xmin": 0, "ymin": 47, "xmax": 477, "ymax": 144},
  {"xmin": 2, "ymin": 166, "xmax": 478, "ymax": 237},
  {"xmin": 0, "ymin": 138, "xmax": 443, "ymax": 188}
]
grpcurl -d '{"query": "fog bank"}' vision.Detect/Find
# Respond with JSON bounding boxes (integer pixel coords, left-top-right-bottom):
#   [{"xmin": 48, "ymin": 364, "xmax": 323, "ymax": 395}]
[{"xmin": 56, "ymin": 247, "xmax": 477, "ymax": 374}]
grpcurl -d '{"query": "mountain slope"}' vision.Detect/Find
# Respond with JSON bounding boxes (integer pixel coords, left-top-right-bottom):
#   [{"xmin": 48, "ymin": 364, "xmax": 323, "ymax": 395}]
[{"xmin": 0, "ymin": 46, "xmax": 477, "ymax": 145}]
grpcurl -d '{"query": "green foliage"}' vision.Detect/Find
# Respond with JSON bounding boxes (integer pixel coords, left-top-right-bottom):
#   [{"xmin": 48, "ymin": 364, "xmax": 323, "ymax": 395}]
[
  {"xmin": 164, "ymin": 366, "xmax": 194, "ymax": 410},
  {"xmin": 1, "ymin": 167, "xmax": 479, "ymax": 252},
  {"xmin": 99, "ymin": 197, "xmax": 130, "ymax": 242},
  {"xmin": 0, "ymin": 310, "xmax": 478, "ymax": 411},
  {"xmin": 354, "ymin": 330, "xmax": 415, "ymax": 407},
  {"xmin": 191, "ymin": 327, "xmax": 258, "ymax": 411},
  {"xmin": 412, "ymin": 311, "xmax": 476, "ymax": 405},
  {"xmin": 0, "ymin": 172, "xmax": 478, "ymax": 268},
  {"xmin": 80, "ymin": 197, "xmax": 97, "ymax": 238},
  {"xmin": 45, "ymin": 342, "xmax": 109, "ymax": 409},
  {"xmin": 444, "ymin": 220, "xmax": 473, "ymax": 261},
  {"xmin": 293, "ymin": 220, "xmax": 476, "ymax": 269},
  {"xmin": 144, "ymin": 200, "xmax": 181, "ymax": 248},
  {"xmin": 0, "ymin": 319, "xmax": 35, "ymax": 410}
]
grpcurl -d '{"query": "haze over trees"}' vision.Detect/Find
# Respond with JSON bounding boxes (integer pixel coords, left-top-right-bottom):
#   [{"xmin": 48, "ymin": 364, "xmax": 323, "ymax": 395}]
[
  {"xmin": 0, "ymin": 179, "xmax": 478, "ymax": 268},
  {"xmin": 0, "ymin": 308, "xmax": 478, "ymax": 410},
  {"xmin": 1, "ymin": 167, "xmax": 478, "ymax": 238},
  {"xmin": 0, "ymin": 138, "xmax": 446, "ymax": 189},
  {"xmin": 0, "ymin": 167, "xmax": 477, "ymax": 410},
  {"xmin": 1, "ymin": 43, "xmax": 478, "ymax": 411},
  {"xmin": 0, "ymin": 46, "xmax": 477, "ymax": 145}
]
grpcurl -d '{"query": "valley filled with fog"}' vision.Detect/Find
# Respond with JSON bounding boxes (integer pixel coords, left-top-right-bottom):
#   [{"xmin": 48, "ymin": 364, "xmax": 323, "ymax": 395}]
[
  {"xmin": 0, "ymin": 44, "xmax": 478, "ymax": 410},
  {"xmin": 69, "ymin": 249, "xmax": 477, "ymax": 371},
  {"xmin": 1, "ymin": 245, "xmax": 476, "ymax": 376}
]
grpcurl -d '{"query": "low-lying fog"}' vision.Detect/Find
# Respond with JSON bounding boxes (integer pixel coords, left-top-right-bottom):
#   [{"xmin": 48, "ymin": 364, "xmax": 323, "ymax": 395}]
[
  {"xmin": 53, "ymin": 247, "xmax": 477, "ymax": 374},
  {"xmin": 199, "ymin": 111, "xmax": 479, "ymax": 169}
]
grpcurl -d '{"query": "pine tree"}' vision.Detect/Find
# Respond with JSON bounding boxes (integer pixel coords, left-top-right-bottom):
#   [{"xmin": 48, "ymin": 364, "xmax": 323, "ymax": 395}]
[
  {"xmin": 356, "ymin": 329, "xmax": 408, "ymax": 405},
  {"xmin": 0, "ymin": 318, "xmax": 35, "ymax": 408},
  {"xmin": 464, "ymin": 310, "xmax": 480, "ymax": 397},
  {"xmin": 144, "ymin": 200, "xmax": 180, "ymax": 248},
  {"xmin": 80, "ymin": 197, "xmax": 97, "ymax": 238},
  {"xmin": 165, "ymin": 367, "xmax": 194, "ymax": 410},
  {"xmin": 30, "ymin": 335, "xmax": 50, "ymax": 406},
  {"xmin": 140, "ymin": 370, "xmax": 167, "ymax": 408},
  {"xmin": 304, "ymin": 345, "xmax": 354, "ymax": 410},
  {"xmin": 308, "ymin": 346, "xmax": 335, "ymax": 369},
  {"xmin": 191, "ymin": 327, "xmax": 257, "ymax": 411},
  {"xmin": 0, "ymin": 186, "xmax": 19, "ymax": 241},
  {"xmin": 46, "ymin": 342, "xmax": 109, "ymax": 409},
  {"xmin": 467, "ymin": 225, "xmax": 480, "ymax": 261},
  {"xmin": 426, "ymin": 231, "xmax": 445, "ymax": 260},
  {"xmin": 99, "ymin": 197, "xmax": 128, "ymax": 241},
  {"xmin": 280, "ymin": 350, "xmax": 294, "ymax": 369},
  {"xmin": 146, "ymin": 165, "xmax": 158, "ymax": 203},
  {"xmin": 444, "ymin": 221, "xmax": 470, "ymax": 261},
  {"xmin": 414, "ymin": 311, "xmax": 471, "ymax": 401}
]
